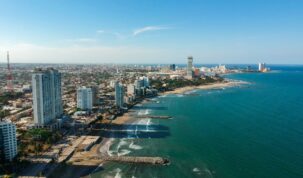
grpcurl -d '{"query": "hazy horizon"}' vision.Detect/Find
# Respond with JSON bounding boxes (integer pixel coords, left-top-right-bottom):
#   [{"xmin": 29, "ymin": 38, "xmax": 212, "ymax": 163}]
[{"xmin": 1, "ymin": 61, "xmax": 303, "ymax": 66}]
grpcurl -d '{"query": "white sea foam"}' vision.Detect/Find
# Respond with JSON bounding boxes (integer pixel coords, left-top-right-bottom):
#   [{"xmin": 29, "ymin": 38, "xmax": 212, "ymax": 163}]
[
  {"xmin": 115, "ymin": 139, "xmax": 125, "ymax": 152},
  {"xmin": 193, "ymin": 167, "xmax": 214, "ymax": 177},
  {"xmin": 114, "ymin": 168, "xmax": 122, "ymax": 178},
  {"xmin": 146, "ymin": 119, "xmax": 152, "ymax": 131},
  {"xmin": 117, "ymin": 149, "xmax": 131, "ymax": 156},
  {"xmin": 99, "ymin": 138, "xmax": 114, "ymax": 157},
  {"xmin": 137, "ymin": 118, "xmax": 149, "ymax": 125},
  {"xmin": 119, "ymin": 138, "xmax": 128, "ymax": 146},
  {"xmin": 107, "ymin": 138, "xmax": 131, "ymax": 156},
  {"xmin": 107, "ymin": 150, "xmax": 114, "ymax": 156},
  {"xmin": 129, "ymin": 141, "xmax": 143, "ymax": 150},
  {"xmin": 185, "ymin": 89, "xmax": 198, "ymax": 95},
  {"xmin": 193, "ymin": 168, "xmax": 201, "ymax": 172},
  {"xmin": 159, "ymin": 94, "xmax": 168, "ymax": 98},
  {"xmin": 138, "ymin": 109, "xmax": 150, "ymax": 116}
]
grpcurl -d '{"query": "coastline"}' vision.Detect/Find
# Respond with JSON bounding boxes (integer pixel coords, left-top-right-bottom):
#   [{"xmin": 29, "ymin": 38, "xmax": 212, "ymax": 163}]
[
  {"xmin": 85, "ymin": 79, "xmax": 249, "ymax": 177},
  {"xmin": 100, "ymin": 80, "xmax": 249, "ymax": 127},
  {"xmin": 162, "ymin": 80, "xmax": 248, "ymax": 95}
]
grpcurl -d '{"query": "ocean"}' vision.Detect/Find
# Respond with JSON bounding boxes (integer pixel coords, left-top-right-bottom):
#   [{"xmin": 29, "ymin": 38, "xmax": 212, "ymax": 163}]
[{"xmin": 91, "ymin": 65, "xmax": 303, "ymax": 178}]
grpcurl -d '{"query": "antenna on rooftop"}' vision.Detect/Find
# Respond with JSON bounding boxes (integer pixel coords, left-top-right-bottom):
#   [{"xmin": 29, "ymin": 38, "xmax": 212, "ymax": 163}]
[{"xmin": 6, "ymin": 51, "xmax": 14, "ymax": 93}]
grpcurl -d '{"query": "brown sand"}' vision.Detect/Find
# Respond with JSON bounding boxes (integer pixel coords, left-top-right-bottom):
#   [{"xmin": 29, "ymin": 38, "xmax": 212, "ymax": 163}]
[{"xmin": 162, "ymin": 80, "xmax": 248, "ymax": 95}]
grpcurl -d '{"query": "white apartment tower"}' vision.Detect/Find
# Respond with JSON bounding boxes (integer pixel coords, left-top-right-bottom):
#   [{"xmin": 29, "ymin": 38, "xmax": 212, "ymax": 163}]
[
  {"xmin": 139, "ymin": 76, "xmax": 150, "ymax": 87},
  {"xmin": 127, "ymin": 84, "xmax": 136, "ymax": 96},
  {"xmin": 258, "ymin": 62, "xmax": 266, "ymax": 72},
  {"xmin": 115, "ymin": 82, "xmax": 125, "ymax": 108},
  {"xmin": 0, "ymin": 121, "xmax": 17, "ymax": 162},
  {"xmin": 187, "ymin": 56, "xmax": 193, "ymax": 79},
  {"xmin": 32, "ymin": 68, "xmax": 63, "ymax": 126},
  {"xmin": 77, "ymin": 87, "xmax": 93, "ymax": 110}
]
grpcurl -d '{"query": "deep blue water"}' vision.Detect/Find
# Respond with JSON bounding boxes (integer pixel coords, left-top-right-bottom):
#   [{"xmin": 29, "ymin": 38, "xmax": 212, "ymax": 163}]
[{"xmin": 92, "ymin": 65, "xmax": 303, "ymax": 178}]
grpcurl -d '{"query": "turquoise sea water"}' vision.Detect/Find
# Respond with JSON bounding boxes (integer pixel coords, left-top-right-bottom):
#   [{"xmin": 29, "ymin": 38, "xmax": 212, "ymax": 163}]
[{"xmin": 92, "ymin": 66, "xmax": 303, "ymax": 178}]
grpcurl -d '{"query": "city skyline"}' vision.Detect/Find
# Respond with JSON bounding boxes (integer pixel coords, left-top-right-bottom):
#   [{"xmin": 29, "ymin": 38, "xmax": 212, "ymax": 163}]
[
  {"xmin": 1, "ymin": 0, "xmax": 303, "ymax": 64},
  {"xmin": 1, "ymin": 1, "xmax": 303, "ymax": 177}
]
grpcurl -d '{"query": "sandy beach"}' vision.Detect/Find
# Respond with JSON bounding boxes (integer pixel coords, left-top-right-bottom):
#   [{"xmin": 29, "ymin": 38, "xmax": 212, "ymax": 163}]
[
  {"xmin": 162, "ymin": 80, "xmax": 248, "ymax": 95},
  {"xmin": 100, "ymin": 80, "xmax": 248, "ymax": 126}
]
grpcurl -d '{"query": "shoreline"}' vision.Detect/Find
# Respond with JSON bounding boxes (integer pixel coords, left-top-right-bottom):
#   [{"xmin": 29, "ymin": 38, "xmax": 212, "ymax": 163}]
[
  {"xmin": 86, "ymin": 79, "xmax": 249, "ymax": 177},
  {"xmin": 161, "ymin": 80, "xmax": 249, "ymax": 95},
  {"xmin": 104, "ymin": 80, "xmax": 249, "ymax": 126}
]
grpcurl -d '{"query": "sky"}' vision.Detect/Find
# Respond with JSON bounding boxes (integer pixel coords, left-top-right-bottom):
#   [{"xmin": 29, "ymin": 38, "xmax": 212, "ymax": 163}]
[{"xmin": 0, "ymin": 0, "xmax": 303, "ymax": 64}]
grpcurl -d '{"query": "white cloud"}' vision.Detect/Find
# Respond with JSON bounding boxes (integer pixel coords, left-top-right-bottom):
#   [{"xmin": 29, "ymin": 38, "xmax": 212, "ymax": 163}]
[
  {"xmin": 96, "ymin": 30, "xmax": 105, "ymax": 34},
  {"xmin": 64, "ymin": 38, "xmax": 97, "ymax": 43},
  {"xmin": 96, "ymin": 30, "xmax": 126, "ymax": 40},
  {"xmin": 133, "ymin": 26, "xmax": 171, "ymax": 36}
]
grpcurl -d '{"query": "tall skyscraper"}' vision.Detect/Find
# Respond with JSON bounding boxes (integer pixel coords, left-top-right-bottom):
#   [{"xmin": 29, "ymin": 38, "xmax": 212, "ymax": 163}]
[
  {"xmin": 32, "ymin": 68, "xmax": 63, "ymax": 126},
  {"xmin": 77, "ymin": 87, "xmax": 93, "ymax": 110},
  {"xmin": 0, "ymin": 121, "xmax": 17, "ymax": 162},
  {"xmin": 187, "ymin": 56, "xmax": 193, "ymax": 79},
  {"xmin": 139, "ymin": 76, "xmax": 150, "ymax": 87},
  {"xmin": 258, "ymin": 62, "xmax": 265, "ymax": 72},
  {"xmin": 134, "ymin": 79, "xmax": 144, "ymax": 89},
  {"xmin": 115, "ymin": 82, "xmax": 124, "ymax": 108},
  {"xmin": 169, "ymin": 64, "xmax": 176, "ymax": 71},
  {"xmin": 89, "ymin": 85, "xmax": 99, "ymax": 105}
]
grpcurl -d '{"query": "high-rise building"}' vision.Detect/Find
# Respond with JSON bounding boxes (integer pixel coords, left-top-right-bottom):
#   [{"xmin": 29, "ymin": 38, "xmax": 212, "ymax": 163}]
[
  {"xmin": 194, "ymin": 68, "xmax": 200, "ymax": 77},
  {"xmin": 115, "ymin": 82, "xmax": 124, "ymax": 108},
  {"xmin": 134, "ymin": 79, "xmax": 144, "ymax": 89},
  {"xmin": 109, "ymin": 80, "xmax": 117, "ymax": 88},
  {"xmin": 0, "ymin": 121, "xmax": 17, "ymax": 162},
  {"xmin": 89, "ymin": 85, "xmax": 99, "ymax": 105},
  {"xmin": 127, "ymin": 84, "xmax": 136, "ymax": 96},
  {"xmin": 32, "ymin": 68, "xmax": 63, "ymax": 126},
  {"xmin": 258, "ymin": 62, "xmax": 265, "ymax": 72},
  {"xmin": 139, "ymin": 76, "xmax": 150, "ymax": 87},
  {"xmin": 169, "ymin": 64, "xmax": 176, "ymax": 71},
  {"xmin": 77, "ymin": 87, "xmax": 93, "ymax": 110},
  {"xmin": 187, "ymin": 56, "xmax": 193, "ymax": 79}
]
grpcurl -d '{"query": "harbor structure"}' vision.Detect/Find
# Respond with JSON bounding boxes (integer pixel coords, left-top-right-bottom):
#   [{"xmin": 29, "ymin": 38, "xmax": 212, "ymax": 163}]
[
  {"xmin": 0, "ymin": 121, "xmax": 17, "ymax": 162},
  {"xmin": 77, "ymin": 87, "xmax": 93, "ymax": 110},
  {"xmin": 32, "ymin": 68, "xmax": 63, "ymax": 127}
]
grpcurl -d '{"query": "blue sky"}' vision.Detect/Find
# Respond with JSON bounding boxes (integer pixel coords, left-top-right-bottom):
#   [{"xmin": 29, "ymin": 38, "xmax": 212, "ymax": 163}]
[{"xmin": 0, "ymin": 0, "xmax": 303, "ymax": 64}]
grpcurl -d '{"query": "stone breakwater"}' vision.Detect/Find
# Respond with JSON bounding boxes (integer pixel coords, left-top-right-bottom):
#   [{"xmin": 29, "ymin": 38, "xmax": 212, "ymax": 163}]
[{"xmin": 105, "ymin": 156, "xmax": 170, "ymax": 165}]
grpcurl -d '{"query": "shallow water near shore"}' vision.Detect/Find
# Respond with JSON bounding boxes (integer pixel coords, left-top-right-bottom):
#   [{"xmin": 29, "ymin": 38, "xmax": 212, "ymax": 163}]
[{"xmin": 91, "ymin": 65, "xmax": 303, "ymax": 178}]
